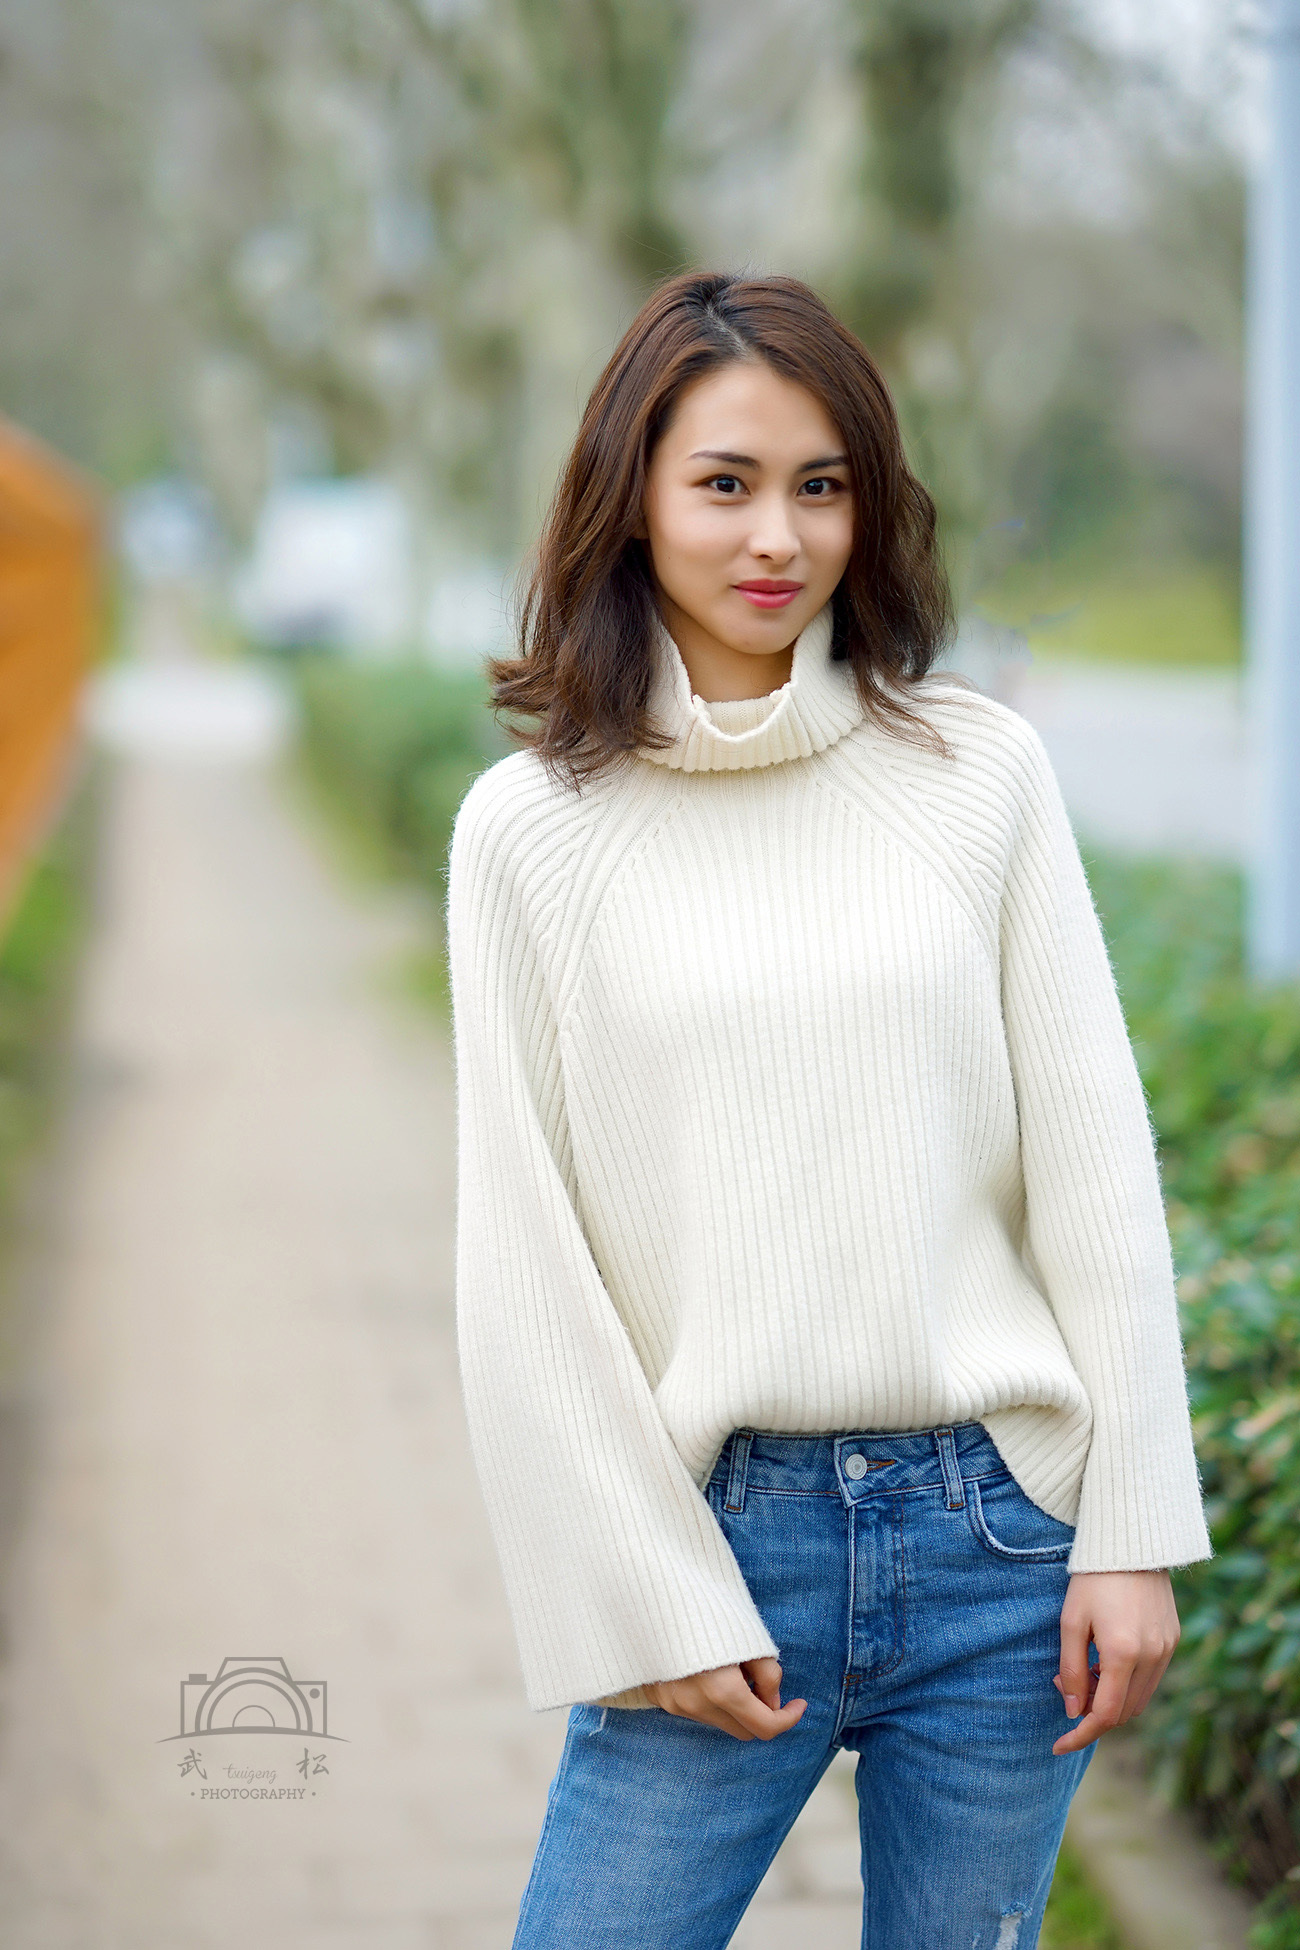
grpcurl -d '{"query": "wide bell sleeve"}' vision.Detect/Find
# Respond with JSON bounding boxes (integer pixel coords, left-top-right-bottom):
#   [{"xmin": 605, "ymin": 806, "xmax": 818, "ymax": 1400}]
[
  {"xmin": 445, "ymin": 768, "xmax": 780, "ymax": 1711},
  {"xmin": 996, "ymin": 718, "xmax": 1211, "ymax": 1573}
]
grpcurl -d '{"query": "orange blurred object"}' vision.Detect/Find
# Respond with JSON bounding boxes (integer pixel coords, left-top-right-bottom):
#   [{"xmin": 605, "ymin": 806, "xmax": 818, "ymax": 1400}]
[{"xmin": 0, "ymin": 418, "xmax": 100, "ymax": 926}]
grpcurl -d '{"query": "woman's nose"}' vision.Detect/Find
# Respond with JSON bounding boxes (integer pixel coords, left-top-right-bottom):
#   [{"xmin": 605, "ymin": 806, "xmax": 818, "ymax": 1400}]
[{"xmin": 747, "ymin": 498, "xmax": 799, "ymax": 561}]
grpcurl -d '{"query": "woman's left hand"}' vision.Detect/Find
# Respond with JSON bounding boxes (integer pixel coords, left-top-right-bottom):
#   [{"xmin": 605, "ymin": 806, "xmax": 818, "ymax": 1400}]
[{"xmin": 1052, "ymin": 1570, "xmax": 1180, "ymax": 1756}]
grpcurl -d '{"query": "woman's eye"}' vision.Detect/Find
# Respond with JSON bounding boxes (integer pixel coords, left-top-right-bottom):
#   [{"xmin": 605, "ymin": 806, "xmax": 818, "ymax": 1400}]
[
  {"xmin": 802, "ymin": 477, "xmax": 842, "ymax": 498},
  {"xmin": 708, "ymin": 475, "xmax": 743, "ymax": 495}
]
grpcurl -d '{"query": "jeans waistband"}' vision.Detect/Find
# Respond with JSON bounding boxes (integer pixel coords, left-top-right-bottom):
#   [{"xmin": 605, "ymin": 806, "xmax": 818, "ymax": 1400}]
[{"xmin": 706, "ymin": 1423, "xmax": 1007, "ymax": 1513}]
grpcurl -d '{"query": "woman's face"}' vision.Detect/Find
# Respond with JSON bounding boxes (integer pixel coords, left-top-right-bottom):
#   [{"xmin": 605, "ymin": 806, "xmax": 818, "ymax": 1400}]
[{"xmin": 640, "ymin": 360, "xmax": 855, "ymax": 683}]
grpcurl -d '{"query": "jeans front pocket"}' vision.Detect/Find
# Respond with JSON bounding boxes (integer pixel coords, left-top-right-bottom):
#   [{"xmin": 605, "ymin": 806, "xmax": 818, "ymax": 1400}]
[{"xmin": 967, "ymin": 1473, "xmax": 1075, "ymax": 1563}]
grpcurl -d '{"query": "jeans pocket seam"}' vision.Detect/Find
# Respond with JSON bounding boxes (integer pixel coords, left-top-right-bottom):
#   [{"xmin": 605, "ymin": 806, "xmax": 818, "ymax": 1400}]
[{"xmin": 967, "ymin": 1477, "xmax": 1074, "ymax": 1563}]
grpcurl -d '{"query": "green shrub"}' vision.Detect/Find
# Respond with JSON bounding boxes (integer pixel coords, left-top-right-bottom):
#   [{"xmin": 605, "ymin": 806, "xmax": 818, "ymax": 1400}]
[
  {"xmin": 292, "ymin": 657, "xmax": 509, "ymax": 894},
  {"xmin": 1087, "ymin": 852, "xmax": 1300, "ymax": 1930},
  {"xmin": 1251, "ymin": 1883, "xmax": 1300, "ymax": 1950},
  {"xmin": 1042, "ymin": 1841, "xmax": 1123, "ymax": 1947},
  {"xmin": 0, "ymin": 786, "xmax": 93, "ymax": 1276}
]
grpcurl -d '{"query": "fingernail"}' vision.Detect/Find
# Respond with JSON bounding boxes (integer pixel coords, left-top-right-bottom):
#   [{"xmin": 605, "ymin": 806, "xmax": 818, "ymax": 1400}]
[{"xmin": 1065, "ymin": 1695, "xmax": 1081, "ymax": 1717}]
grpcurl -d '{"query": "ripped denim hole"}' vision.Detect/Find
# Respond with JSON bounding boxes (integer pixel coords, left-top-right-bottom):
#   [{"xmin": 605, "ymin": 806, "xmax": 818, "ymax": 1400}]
[{"xmin": 994, "ymin": 1909, "xmax": 1024, "ymax": 1950}]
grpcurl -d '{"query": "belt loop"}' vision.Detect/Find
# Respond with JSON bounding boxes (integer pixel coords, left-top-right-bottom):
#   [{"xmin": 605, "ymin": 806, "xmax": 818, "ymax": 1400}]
[
  {"xmin": 725, "ymin": 1432, "xmax": 753, "ymax": 1513},
  {"xmin": 935, "ymin": 1428, "xmax": 964, "ymax": 1510}
]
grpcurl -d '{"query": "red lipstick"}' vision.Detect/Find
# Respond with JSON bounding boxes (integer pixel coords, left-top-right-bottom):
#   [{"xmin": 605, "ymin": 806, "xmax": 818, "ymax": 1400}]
[{"xmin": 735, "ymin": 580, "xmax": 803, "ymax": 610}]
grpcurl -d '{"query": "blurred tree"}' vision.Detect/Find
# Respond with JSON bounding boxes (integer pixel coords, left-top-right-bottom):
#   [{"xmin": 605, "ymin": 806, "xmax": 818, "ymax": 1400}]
[
  {"xmin": 966, "ymin": 93, "xmax": 1245, "ymax": 630},
  {"xmin": 826, "ymin": 0, "xmax": 1094, "ymax": 589},
  {"xmin": 0, "ymin": 0, "xmax": 182, "ymax": 480},
  {"xmin": 0, "ymin": 0, "xmax": 1247, "ymax": 636},
  {"xmin": 839, "ymin": 0, "xmax": 1042, "ymax": 355},
  {"xmin": 387, "ymin": 0, "xmax": 692, "ymax": 289},
  {"xmin": 129, "ymin": 0, "xmax": 696, "ymax": 560},
  {"xmin": 370, "ymin": 0, "xmax": 696, "ymax": 545}
]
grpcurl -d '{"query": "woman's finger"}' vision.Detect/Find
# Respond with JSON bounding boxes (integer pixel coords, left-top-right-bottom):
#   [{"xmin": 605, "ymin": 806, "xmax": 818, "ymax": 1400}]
[
  {"xmin": 744, "ymin": 1658, "xmax": 785, "ymax": 1712},
  {"xmin": 1053, "ymin": 1646, "xmax": 1137, "ymax": 1754},
  {"xmin": 681, "ymin": 1693, "xmax": 804, "ymax": 1740},
  {"xmin": 1056, "ymin": 1604, "xmax": 1093, "ymax": 1720},
  {"xmin": 706, "ymin": 1677, "xmax": 805, "ymax": 1740},
  {"xmin": 1121, "ymin": 1633, "xmax": 1179, "ymax": 1721},
  {"xmin": 652, "ymin": 1665, "xmax": 807, "ymax": 1741}
]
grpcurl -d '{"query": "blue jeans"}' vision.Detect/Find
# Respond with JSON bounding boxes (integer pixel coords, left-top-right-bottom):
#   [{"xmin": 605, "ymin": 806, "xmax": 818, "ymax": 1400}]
[{"xmin": 512, "ymin": 1424, "xmax": 1094, "ymax": 1950}]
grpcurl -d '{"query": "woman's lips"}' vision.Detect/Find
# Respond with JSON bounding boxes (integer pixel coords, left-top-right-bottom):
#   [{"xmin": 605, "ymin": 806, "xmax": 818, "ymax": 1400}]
[{"xmin": 734, "ymin": 581, "xmax": 803, "ymax": 610}]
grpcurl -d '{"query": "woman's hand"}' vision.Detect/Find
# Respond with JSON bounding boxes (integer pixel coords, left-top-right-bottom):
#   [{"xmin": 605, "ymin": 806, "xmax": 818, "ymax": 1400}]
[
  {"xmin": 645, "ymin": 1657, "xmax": 808, "ymax": 1741},
  {"xmin": 1052, "ymin": 1570, "xmax": 1180, "ymax": 1755}
]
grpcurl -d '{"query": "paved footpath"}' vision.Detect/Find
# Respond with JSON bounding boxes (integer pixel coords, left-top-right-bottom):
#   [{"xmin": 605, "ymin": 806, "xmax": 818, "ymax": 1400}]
[
  {"xmin": 1006, "ymin": 658, "xmax": 1248, "ymax": 864},
  {"xmin": 0, "ymin": 652, "xmax": 863, "ymax": 1948}
]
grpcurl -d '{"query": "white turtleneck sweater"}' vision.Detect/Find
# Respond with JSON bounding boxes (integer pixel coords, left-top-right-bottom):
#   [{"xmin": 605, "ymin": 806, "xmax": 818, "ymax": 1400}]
[{"xmin": 446, "ymin": 606, "xmax": 1211, "ymax": 1714}]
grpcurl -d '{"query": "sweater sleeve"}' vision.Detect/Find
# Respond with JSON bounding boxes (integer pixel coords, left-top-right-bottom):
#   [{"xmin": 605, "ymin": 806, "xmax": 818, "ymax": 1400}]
[
  {"xmin": 446, "ymin": 768, "xmax": 780, "ymax": 1711},
  {"xmin": 998, "ymin": 719, "xmax": 1211, "ymax": 1573}
]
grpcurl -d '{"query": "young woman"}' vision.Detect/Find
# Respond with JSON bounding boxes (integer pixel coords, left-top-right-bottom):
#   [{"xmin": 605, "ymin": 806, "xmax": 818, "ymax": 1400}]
[{"xmin": 446, "ymin": 271, "xmax": 1210, "ymax": 1950}]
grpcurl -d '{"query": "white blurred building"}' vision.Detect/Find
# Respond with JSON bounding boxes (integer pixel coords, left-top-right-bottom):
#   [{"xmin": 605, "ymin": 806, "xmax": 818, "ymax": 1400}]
[
  {"xmin": 234, "ymin": 479, "xmax": 415, "ymax": 656},
  {"xmin": 117, "ymin": 477, "xmax": 221, "ymax": 585},
  {"xmin": 232, "ymin": 476, "xmax": 508, "ymax": 667}
]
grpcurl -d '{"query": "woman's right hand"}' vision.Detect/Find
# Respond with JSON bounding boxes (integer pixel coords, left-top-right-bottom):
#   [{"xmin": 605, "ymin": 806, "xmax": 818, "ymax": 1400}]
[{"xmin": 645, "ymin": 1657, "xmax": 807, "ymax": 1740}]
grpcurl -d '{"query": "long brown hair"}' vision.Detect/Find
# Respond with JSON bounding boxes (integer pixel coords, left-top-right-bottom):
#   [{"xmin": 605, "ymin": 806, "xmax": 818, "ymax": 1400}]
[{"xmin": 491, "ymin": 271, "xmax": 956, "ymax": 789}]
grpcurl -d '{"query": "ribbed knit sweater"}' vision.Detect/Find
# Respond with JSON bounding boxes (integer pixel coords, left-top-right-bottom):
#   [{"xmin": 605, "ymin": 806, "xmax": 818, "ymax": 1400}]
[{"xmin": 446, "ymin": 604, "xmax": 1211, "ymax": 1714}]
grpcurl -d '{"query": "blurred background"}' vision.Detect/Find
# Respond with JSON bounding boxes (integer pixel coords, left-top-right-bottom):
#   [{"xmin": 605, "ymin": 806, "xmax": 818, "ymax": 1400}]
[
  {"xmin": 1, "ymin": 0, "xmax": 1247, "ymax": 667},
  {"xmin": 0, "ymin": 2, "xmax": 1296, "ymax": 1949}
]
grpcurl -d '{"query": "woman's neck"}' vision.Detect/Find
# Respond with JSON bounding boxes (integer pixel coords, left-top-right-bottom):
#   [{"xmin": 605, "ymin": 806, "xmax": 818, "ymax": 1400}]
[{"xmin": 659, "ymin": 598, "xmax": 795, "ymax": 702}]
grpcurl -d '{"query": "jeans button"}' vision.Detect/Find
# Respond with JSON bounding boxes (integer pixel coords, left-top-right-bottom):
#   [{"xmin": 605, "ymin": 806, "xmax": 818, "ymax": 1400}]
[{"xmin": 844, "ymin": 1453, "xmax": 869, "ymax": 1480}]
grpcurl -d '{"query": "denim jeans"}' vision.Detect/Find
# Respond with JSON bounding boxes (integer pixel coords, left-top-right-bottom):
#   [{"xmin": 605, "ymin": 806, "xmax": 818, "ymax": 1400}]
[{"xmin": 512, "ymin": 1423, "xmax": 1094, "ymax": 1950}]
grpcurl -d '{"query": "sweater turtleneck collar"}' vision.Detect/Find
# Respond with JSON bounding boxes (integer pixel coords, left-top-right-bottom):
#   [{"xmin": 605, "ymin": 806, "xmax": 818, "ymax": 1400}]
[{"xmin": 635, "ymin": 604, "xmax": 866, "ymax": 774}]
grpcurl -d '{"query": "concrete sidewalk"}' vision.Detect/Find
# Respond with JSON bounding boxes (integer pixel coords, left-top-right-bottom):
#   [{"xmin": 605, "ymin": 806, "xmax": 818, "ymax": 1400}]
[
  {"xmin": 0, "ymin": 695, "xmax": 864, "ymax": 1946},
  {"xmin": 1001, "ymin": 657, "xmax": 1249, "ymax": 863}
]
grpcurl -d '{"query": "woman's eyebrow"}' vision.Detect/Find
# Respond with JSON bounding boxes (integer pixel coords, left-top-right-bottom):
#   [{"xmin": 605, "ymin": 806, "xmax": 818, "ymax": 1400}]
[{"xmin": 688, "ymin": 450, "xmax": 850, "ymax": 470}]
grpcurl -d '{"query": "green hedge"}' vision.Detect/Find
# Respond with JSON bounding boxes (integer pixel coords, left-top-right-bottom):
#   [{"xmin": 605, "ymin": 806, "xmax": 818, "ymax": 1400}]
[
  {"xmin": 0, "ymin": 786, "xmax": 93, "ymax": 1274},
  {"xmin": 1088, "ymin": 854, "xmax": 1300, "ymax": 1943},
  {"xmin": 290, "ymin": 660, "xmax": 1300, "ymax": 1939},
  {"xmin": 292, "ymin": 656, "xmax": 510, "ymax": 900}
]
